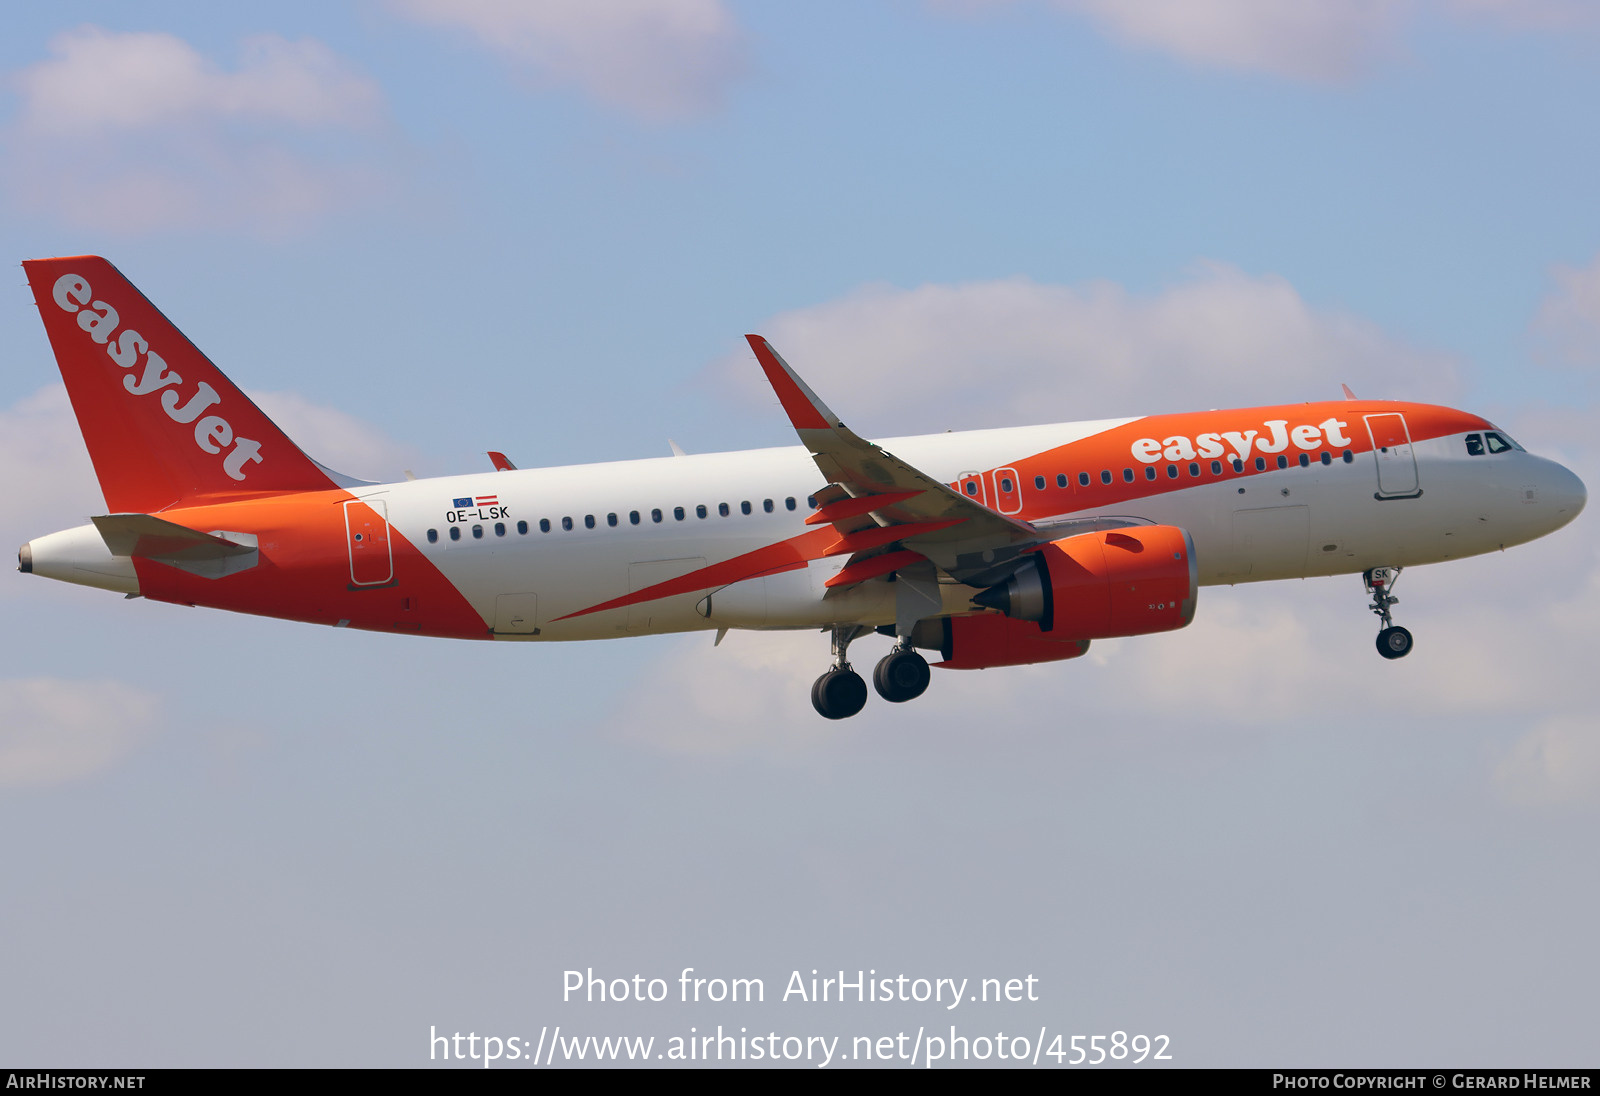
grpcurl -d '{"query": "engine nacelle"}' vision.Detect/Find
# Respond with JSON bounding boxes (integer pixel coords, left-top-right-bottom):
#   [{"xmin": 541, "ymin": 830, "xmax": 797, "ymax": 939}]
[{"xmin": 972, "ymin": 525, "xmax": 1197, "ymax": 640}]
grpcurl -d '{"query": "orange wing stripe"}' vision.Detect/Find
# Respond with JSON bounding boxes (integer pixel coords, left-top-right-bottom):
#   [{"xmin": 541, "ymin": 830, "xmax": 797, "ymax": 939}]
[
  {"xmin": 554, "ymin": 527, "xmax": 839, "ymax": 621},
  {"xmin": 804, "ymin": 490, "xmax": 920, "ymax": 526},
  {"xmin": 823, "ymin": 520, "xmax": 961, "ymax": 557},
  {"xmin": 824, "ymin": 549, "xmax": 928, "ymax": 589}
]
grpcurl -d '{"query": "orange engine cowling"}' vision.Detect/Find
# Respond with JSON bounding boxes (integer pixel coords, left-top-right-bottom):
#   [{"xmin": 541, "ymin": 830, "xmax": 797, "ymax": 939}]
[
  {"xmin": 970, "ymin": 525, "xmax": 1198, "ymax": 641},
  {"xmin": 936, "ymin": 613, "xmax": 1091, "ymax": 670}
]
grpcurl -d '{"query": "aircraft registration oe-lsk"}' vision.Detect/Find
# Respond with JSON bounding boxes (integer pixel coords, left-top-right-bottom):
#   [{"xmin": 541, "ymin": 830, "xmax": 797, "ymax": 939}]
[{"xmin": 18, "ymin": 257, "xmax": 1588, "ymax": 718}]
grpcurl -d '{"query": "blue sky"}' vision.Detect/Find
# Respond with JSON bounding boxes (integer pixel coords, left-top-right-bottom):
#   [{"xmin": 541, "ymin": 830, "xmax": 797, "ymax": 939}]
[{"xmin": 2, "ymin": 1, "xmax": 1598, "ymax": 1068}]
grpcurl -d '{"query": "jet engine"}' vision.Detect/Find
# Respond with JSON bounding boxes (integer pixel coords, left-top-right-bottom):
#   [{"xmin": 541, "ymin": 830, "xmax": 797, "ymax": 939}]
[{"xmin": 971, "ymin": 525, "xmax": 1197, "ymax": 641}]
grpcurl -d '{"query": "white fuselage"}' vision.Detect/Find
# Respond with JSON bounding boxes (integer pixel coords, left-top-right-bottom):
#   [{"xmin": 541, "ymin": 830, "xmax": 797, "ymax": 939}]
[{"xmin": 349, "ymin": 420, "xmax": 1582, "ymax": 641}]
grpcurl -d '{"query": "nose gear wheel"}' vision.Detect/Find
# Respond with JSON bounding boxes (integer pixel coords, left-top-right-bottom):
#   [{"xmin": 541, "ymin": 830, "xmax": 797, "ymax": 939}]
[{"xmin": 1363, "ymin": 567, "xmax": 1413, "ymax": 660}]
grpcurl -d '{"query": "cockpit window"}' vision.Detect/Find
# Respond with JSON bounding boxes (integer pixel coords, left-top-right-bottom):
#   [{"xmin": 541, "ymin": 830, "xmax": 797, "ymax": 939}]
[
  {"xmin": 1465, "ymin": 433, "xmax": 1484, "ymax": 456},
  {"xmin": 1485, "ymin": 432, "xmax": 1515, "ymax": 454}
]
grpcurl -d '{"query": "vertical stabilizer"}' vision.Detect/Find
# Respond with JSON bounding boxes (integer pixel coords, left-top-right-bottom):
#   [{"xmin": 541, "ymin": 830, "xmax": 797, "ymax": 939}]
[{"xmin": 23, "ymin": 256, "xmax": 339, "ymax": 512}]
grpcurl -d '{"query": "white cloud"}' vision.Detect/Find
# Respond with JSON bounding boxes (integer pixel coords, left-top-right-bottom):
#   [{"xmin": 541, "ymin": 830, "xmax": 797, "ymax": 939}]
[
  {"xmin": 1533, "ymin": 253, "xmax": 1600, "ymax": 369},
  {"xmin": 942, "ymin": 0, "xmax": 1599, "ymax": 82},
  {"xmin": 387, "ymin": 0, "xmax": 743, "ymax": 119},
  {"xmin": 1444, "ymin": 0, "xmax": 1600, "ymax": 31},
  {"xmin": 0, "ymin": 386, "xmax": 103, "ymax": 558},
  {"xmin": 0, "ymin": 678, "xmax": 160, "ymax": 786},
  {"xmin": 253, "ymin": 391, "xmax": 419, "ymax": 485},
  {"xmin": 1495, "ymin": 715, "xmax": 1600, "ymax": 807},
  {"xmin": 12, "ymin": 27, "xmax": 382, "ymax": 135},
  {"xmin": 724, "ymin": 265, "xmax": 1460, "ymax": 434},
  {"xmin": 1063, "ymin": 0, "xmax": 1403, "ymax": 82},
  {"xmin": 3, "ymin": 27, "xmax": 391, "ymax": 235}
]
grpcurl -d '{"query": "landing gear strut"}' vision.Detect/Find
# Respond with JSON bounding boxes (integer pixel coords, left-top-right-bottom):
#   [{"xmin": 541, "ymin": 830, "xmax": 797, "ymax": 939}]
[
  {"xmin": 811, "ymin": 624, "xmax": 870, "ymax": 720},
  {"xmin": 1363, "ymin": 567, "xmax": 1413, "ymax": 660}
]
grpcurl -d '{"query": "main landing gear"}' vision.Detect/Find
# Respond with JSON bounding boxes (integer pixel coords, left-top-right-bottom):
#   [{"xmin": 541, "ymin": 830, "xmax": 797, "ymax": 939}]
[
  {"xmin": 810, "ymin": 624, "xmax": 931, "ymax": 719},
  {"xmin": 1363, "ymin": 567, "xmax": 1413, "ymax": 660}
]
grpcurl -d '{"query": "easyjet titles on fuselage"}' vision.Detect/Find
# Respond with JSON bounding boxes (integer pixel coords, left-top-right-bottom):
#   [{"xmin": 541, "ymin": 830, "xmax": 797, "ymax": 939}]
[
  {"xmin": 1129, "ymin": 416, "xmax": 1355, "ymax": 465},
  {"xmin": 49, "ymin": 272, "xmax": 265, "ymax": 481}
]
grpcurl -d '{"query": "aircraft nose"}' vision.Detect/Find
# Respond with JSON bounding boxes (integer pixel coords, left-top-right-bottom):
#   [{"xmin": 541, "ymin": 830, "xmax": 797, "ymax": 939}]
[{"xmin": 1545, "ymin": 461, "xmax": 1586, "ymax": 526}]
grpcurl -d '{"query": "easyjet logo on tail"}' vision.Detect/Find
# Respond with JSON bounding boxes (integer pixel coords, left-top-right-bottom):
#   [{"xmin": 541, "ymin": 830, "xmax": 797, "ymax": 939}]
[
  {"xmin": 51, "ymin": 273, "xmax": 264, "ymax": 481},
  {"xmin": 1130, "ymin": 416, "xmax": 1353, "ymax": 464}
]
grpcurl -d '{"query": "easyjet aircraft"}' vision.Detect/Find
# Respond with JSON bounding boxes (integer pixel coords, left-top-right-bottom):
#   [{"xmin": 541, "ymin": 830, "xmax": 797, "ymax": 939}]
[{"xmin": 18, "ymin": 257, "xmax": 1588, "ymax": 718}]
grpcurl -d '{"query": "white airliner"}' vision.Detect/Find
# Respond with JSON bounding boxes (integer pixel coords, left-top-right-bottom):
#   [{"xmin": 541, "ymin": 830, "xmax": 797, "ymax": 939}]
[{"xmin": 18, "ymin": 256, "xmax": 1587, "ymax": 717}]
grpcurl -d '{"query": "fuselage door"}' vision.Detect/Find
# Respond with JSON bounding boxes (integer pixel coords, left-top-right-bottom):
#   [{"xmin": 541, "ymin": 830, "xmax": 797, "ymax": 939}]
[
  {"xmin": 957, "ymin": 472, "xmax": 987, "ymax": 506},
  {"xmin": 991, "ymin": 467, "xmax": 1023, "ymax": 514},
  {"xmin": 1365, "ymin": 413, "xmax": 1421, "ymax": 498},
  {"xmin": 344, "ymin": 498, "xmax": 393, "ymax": 586}
]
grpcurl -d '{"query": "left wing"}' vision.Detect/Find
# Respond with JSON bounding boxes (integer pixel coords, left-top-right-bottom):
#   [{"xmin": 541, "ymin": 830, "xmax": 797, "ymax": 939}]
[{"xmin": 746, "ymin": 335, "xmax": 1043, "ymax": 586}]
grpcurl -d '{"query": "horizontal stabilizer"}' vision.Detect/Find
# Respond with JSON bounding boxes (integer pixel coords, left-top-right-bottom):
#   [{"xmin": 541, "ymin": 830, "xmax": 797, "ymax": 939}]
[{"xmin": 92, "ymin": 513, "xmax": 256, "ymax": 561}]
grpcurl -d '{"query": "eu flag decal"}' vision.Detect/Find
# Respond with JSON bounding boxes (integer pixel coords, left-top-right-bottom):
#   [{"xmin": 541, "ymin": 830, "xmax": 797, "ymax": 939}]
[{"xmin": 452, "ymin": 497, "xmax": 473, "ymax": 508}]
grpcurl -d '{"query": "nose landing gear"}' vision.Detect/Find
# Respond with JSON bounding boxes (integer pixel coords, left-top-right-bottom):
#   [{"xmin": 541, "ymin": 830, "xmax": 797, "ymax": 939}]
[{"xmin": 1364, "ymin": 567, "xmax": 1413, "ymax": 660}]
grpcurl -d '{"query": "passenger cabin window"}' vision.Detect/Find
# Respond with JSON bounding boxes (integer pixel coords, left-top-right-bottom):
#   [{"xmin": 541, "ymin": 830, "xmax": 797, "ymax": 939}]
[
  {"xmin": 786, "ymin": 498, "xmax": 797, "ymax": 510},
  {"xmin": 1168, "ymin": 465, "xmax": 1180, "ymax": 478},
  {"xmin": 674, "ymin": 507, "xmax": 685, "ymax": 521},
  {"xmin": 1079, "ymin": 473, "xmax": 1090, "ymax": 487},
  {"xmin": 1122, "ymin": 468, "xmax": 1134, "ymax": 483},
  {"xmin": 1342, "ymin": 450, "xmax": 1353, "ymax": 463},
  {"xmin": 427, "ymin": 529, "xmax": 438, "ymax": 543},
  {"xmin": 1101, "ymin": 470, "xmax": 1112, "ymax": 485},
  {"xmin": 584, "ymin": 515, "xmax": 596, "ymax": 529},
  {"xmin": 562, "ymin": 517, "xmax": 573, "ymax": 531},
  {"xmin": 472, "ymin": 525, "xmax": 483, "ymax": 539},
  {"xmin": 1058, "ymin": 474, "xmax": 1069, "ymax": 488},
  {"xmin": 517, "ymin": 521, "xmax": 529, "ymax": 534},
  {"xmin": 718, "ymin": 503, "xmax": 730, "ymax": 517},
  {"xmin": 999, "ymin": 478, "xmax": 1013, "ymax": 493},
  {"xmin": 965, "ymin": 481, "xmax": 978, "ymax": 496},
  {"xmin": 1320, "ymin": 452, "xmax": 1331, "ymax": 465},
  {"xmin": 1035, "ymin": 475, "xmax": 1046, "ymax": 490},
  {"xmin": 1298, "ymin": 453, "xmax": 1310, "ymax": 467},
  {"xmin": 1255, "ymin": 457, "xmax": 1266, "ymax": 471},
  {"xmin": 1144, "ymin": 466, "xmax": 1157, "ymax": 481},
  {"xmin": 494, "ymin": 522, "xmax": 506, "ymax": 536},
  {"xmin": 696, "ymin": 504, "xmax": 708, "ymax": 519},
  {"xmin": 607, "ymin": 513, "xmax": 618, "ymax": 527},
  {"xmin": 1276, "ymin": 455, "xmax": 1288, "ymax": 469},
  {"xmin": 1212, "ymin": 461, "xmax": 1223, "ymax": 475},
  {"xmin": 540, "ymin": 518, "xmax": 551, "ymax": 533},
  {"xmin": 1189, "ymin": 462, "xmax": 1200, "ymax": 477},
  {"xmin": 741, "ymin": 501, "xmax": 752, "ymax": 515},
  {"xmin": 763, "ymin": 499, "xmax": 774, "ymax": 513},
  {"xmin": 629, "ymin": 511, "xmax": 640, "ymax": 525},
  {"xmin": 652, "ymin": 509, "xmax": 663, "ymax": 523},
  {"xmin": 449, "ymin": 526, "xmax": 461, "ymax": 541}
]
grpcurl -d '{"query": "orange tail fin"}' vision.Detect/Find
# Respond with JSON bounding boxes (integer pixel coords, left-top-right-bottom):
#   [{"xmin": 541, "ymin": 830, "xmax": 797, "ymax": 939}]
[{"xmin": 24, "ymin": 255, "xmax": 340, "ymax": 513}]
